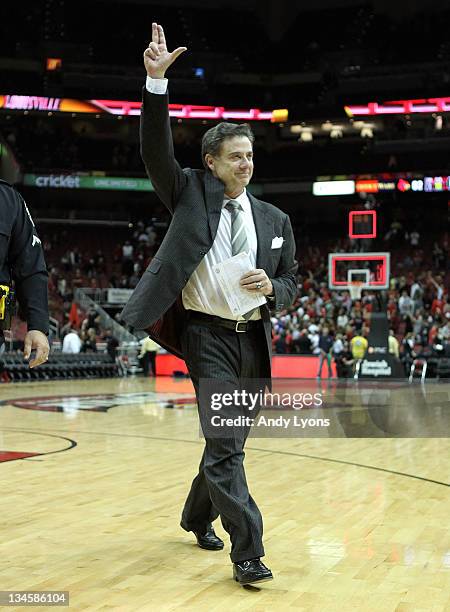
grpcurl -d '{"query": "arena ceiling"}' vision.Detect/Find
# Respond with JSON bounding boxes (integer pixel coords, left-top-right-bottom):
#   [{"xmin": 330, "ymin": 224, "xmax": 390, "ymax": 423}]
[{"xmin": 94, "ymin": 0, "xmax": 449, "ymax": 17}]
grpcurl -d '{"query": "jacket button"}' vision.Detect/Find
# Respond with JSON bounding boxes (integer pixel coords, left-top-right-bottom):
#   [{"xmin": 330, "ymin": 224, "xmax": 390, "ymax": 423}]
[{"xmin": 199, "ymin": 250, "xmax": 205, "ymax": 256}]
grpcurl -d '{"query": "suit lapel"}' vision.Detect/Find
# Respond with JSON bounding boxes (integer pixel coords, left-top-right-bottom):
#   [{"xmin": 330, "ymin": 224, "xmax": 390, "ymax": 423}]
[
  {"xmin": 202, "ymin": 177, "xmax": 273, "ymax": 268},
  {"xmin": 203, "ymin": 171, "xmax": 225, "ymax": 238},
  {"xmin": 248, "ymin": 193, "xmax": 273, "ymax": 270}
]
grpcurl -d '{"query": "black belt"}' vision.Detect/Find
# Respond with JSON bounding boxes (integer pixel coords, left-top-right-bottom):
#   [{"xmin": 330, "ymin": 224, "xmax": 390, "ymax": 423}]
[{"xmin": 187, "ymin": 311, "xmax": 262, "ymax": 333}]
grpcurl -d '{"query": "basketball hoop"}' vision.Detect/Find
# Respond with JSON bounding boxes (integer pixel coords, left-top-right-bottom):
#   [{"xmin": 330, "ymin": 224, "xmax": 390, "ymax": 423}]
[{"xmin": 349, "ymin": 281, "xmax": 363, "ymax": 301}]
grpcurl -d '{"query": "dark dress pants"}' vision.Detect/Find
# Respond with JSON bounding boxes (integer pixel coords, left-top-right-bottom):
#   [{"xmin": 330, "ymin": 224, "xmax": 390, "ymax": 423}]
[
  {"xmin": 180, "ymin": 318, "xmax": 269, "ymax": 563},
  {"xmin": 140, "ymin": 351, "xmax": 157, "ymax": 376}
]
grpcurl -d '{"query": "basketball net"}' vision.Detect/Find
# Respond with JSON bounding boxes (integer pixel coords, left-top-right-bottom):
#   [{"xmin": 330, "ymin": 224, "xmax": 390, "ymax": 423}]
[{"xmin": 349, "ymin": 281, "xmax": 363, "ymax": 301}]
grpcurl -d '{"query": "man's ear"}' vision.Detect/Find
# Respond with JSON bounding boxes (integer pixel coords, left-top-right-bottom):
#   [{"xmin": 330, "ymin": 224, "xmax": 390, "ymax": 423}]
[{"xmin": 205, "ymin": 154, "xmax": 214, "ymax": 172}]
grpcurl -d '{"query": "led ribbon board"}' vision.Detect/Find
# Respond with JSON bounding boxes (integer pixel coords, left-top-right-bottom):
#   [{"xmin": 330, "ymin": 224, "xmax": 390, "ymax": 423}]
[
  {"xmin": 345, "ymin": 97, "xmax": 450, "ymax": 116},
  {"xmin": 0, "ymin": 94, "xmax": 286, "ymax": 122}
]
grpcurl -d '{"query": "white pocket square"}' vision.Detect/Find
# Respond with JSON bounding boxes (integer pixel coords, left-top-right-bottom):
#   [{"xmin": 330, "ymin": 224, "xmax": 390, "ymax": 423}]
[{"xmin": 271, "ymin": 236, "xmax": 284, "ymax": 249}]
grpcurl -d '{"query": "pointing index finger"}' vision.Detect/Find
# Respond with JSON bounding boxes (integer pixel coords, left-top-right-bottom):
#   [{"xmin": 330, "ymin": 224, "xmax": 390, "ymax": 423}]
[{"xmin": 152, "ymin": 22, "xmax": 158, "ymax": 44}]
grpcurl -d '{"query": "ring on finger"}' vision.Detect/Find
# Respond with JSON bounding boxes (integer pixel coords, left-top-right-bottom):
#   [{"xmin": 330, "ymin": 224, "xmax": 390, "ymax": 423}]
[{"xmin": 256, "ymin": 281, "xmax": 262, "ymax": 289}]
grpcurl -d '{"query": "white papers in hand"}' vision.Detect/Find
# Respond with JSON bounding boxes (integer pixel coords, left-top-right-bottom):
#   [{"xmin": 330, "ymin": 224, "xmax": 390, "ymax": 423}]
[{"xmin": 213, "ymin": 252, "xmax": 267, "ymax": 317}]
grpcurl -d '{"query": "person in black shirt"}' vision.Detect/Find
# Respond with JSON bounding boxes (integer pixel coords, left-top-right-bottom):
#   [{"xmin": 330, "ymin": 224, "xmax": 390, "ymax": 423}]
[
  {"xmin": 103, "ymin": 328, "xmax": 119, "ymax": 361},
  {"xmin": 80, "ymin": 327, "xmax": 97, "ymax": 353},
  {"xmin": 0, "ymin": 180, "xmax": 49, "ymax": 367},
  {"xmin": 86, "ymin": 306, "xmax": 101, "ymax": 333},
  {"xmin": 297, "ymin": 329, "xmax": 312, "ymax": 354},
  {"xmin": 317, "ymin": 327, "xmax": 334, "ymax": 378}
]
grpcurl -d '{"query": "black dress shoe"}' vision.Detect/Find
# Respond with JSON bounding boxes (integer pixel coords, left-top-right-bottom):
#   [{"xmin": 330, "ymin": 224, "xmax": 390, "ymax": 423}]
[
  {"xmin": 233, "ymin": 558, "xmax": 273, "ymax": 585},
  {"xmin": 193, "ymin": 525, "xmax": 224, "ymax": 550}
]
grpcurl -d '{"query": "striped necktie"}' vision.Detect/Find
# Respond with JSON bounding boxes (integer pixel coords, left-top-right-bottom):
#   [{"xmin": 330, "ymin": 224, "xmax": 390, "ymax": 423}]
[
  {"xmin": 225, "ymin": 199, "xmax": 258, "ymax": 320},
  {"xmin": 225, "ymin": 199, "xmax": 249, "ymax": 256}
]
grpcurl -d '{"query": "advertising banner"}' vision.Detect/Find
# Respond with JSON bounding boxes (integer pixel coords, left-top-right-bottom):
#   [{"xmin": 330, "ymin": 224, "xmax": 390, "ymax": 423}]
[
  {"xmin": 23, "ymin": 174, "xmax": 154, "ymax": 192},
  {"xmin": 107, "ymin": 288, "xmax": 133, "ymax": 304}
]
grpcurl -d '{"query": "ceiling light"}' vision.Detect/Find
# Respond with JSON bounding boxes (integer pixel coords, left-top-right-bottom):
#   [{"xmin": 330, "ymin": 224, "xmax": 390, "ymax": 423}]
[
  {"xmin": 330, "ymin": 128, "xmax": 343, "ymax": 138},
  {"xmin": 300, "ymin": 131, "xmax": 313, "ymax": 142},
  {"xmin": 321, "ymin": 120, "xmax": 333, "ymax": 131},
  {"xmin": 360, "ymin": 126, "xmax": 374, "ymax": 138}
]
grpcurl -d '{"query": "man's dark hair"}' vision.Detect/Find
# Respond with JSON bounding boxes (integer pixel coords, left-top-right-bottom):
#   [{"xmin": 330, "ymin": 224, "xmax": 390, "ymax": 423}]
[{"xmin": 201, "ymin": 122, "xmax": 254, "ymax": 170}]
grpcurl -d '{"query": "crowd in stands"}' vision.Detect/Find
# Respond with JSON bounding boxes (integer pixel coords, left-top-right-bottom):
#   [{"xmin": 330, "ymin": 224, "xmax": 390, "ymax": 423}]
[
  {"xmin": 60, "ymin": 308, "xmax": 119, "ymax": 361},
  {"xmin": 270, "ymin": 229, "xmax": 449, "ymax": 376},
  {"xmin": 2, "ymin": 216, "xmax": 448, "ymax": 379},
  {"xmin": 271, "ymin": 267, "xmax": 449, "ymax": 377},
  {"xmin": 35, "ymin": 216, "xmax": 449, "ymax": 378},
  {"xmin": 41, "ymin": 220, "xmax": 162, "ymax": 329}
]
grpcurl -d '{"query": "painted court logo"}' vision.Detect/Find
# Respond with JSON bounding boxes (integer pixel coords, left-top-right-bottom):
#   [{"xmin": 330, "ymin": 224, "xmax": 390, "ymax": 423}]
[
  {"xmin": 1, "ymin": 392, "xmax": 197, "ymax": 413},
  {"xmin": 0, "ymin": 393, "xmax": 195, "ymax": 463},
  {"xmin": 0, "ymin": 450, "xmax": 41, "ymax": 463}
]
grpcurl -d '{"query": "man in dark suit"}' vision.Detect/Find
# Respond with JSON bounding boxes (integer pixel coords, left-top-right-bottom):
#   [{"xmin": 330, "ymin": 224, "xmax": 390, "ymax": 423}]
[{"xmin": 121, "ymin": 23, "xmax": 298, "ymax": 586}]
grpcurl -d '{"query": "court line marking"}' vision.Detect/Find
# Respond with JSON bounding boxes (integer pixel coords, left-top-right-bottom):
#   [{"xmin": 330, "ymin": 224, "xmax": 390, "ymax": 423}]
[
  {"xmin": 1, "ymin": 426, "xmax": 449, "ymax": 487},
  {"xmin": 0, "ymin": 429, "xmax": 77, "ymax": 460}
]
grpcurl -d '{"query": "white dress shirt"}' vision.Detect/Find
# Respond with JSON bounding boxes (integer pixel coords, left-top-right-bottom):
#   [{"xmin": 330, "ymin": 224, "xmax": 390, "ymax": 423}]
[
  {"xmin": 145, "ymin": 77, "xmax": 261, "ymax": 321},
  {"xmin": 182, "ymin": 191, "xmax": 260, "ymax": 320}
]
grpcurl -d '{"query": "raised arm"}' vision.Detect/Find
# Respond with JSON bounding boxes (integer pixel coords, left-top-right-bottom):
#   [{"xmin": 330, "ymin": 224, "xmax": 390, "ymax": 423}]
[{"xmin": 141, "ymin": 23, "xmax": 188, "ymax": 212}]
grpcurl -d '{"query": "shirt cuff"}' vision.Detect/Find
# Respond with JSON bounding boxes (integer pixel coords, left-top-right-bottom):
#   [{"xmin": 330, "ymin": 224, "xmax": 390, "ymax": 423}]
[{"xmin": 145, "ymin": 76, "xmax": 168, "ymax": 94}]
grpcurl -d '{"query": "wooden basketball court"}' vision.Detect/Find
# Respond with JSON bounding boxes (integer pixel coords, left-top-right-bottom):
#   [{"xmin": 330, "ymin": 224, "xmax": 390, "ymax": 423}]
[{"xmin": 1, "ymin": 377, "xmax": 449, "ymax": 611}]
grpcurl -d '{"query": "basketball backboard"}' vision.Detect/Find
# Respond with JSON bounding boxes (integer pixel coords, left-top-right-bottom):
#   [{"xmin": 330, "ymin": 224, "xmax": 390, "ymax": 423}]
[
  {"xmin": 348, "ymin": 210, "xmax": 377, "ymax": 239},
  {"xmin": 328, "ymin": 252, "xmax": 390, "ymax": 291}
]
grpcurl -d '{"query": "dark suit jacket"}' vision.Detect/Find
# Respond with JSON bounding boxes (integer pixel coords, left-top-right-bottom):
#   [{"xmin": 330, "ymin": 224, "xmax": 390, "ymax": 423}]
[{"xmin": 120, "ymin": 88, "xmax": 298, "ymax": 365}]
